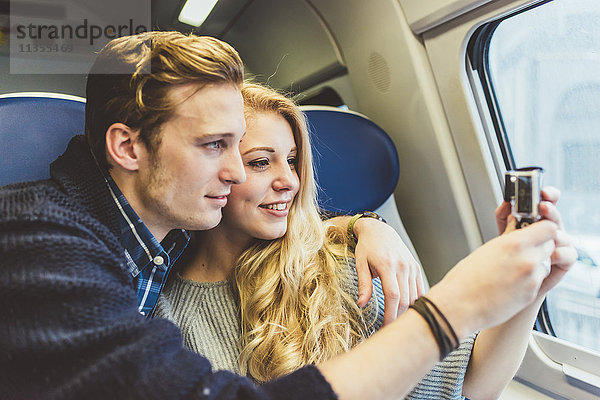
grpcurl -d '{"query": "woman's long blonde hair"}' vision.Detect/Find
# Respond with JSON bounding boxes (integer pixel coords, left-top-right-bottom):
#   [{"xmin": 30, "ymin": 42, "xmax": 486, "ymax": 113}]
[{"xmin": 233, "ymin": 83, "xmax": 373, "ymax": 382}]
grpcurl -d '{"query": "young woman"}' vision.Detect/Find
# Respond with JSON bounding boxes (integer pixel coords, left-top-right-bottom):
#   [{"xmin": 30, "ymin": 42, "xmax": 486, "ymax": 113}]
[{"xmin": 156, "ymin": 83, "xmax": 574, "ymax": 399}]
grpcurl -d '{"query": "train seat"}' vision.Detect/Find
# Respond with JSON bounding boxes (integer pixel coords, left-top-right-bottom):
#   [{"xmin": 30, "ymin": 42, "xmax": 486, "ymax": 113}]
[
  {"xmin": 301, "ymin": 105, "xmax": 420, "ymax": 263},
  {"xmin": 0, "ymin": 92, "xmax": 86, "ymax": 187},
  {"xmin": 0, "ymin": 94, "xmax": 422, "ymax": 269}
]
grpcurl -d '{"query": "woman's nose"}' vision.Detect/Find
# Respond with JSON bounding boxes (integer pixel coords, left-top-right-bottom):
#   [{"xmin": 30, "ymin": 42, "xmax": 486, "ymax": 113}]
[{"xmin": 273, "ymin": 164, "xmax": 299, "ymax": 192}]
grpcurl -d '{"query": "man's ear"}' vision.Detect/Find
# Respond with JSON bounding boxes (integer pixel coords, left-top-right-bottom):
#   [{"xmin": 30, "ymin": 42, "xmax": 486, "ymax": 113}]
[{"xmin": 105, "ymin": 123, "xmax": 143, "ymax": 171}]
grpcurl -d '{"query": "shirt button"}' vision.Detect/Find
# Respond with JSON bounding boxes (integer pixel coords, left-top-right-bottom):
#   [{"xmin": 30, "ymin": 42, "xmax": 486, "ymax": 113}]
[{"xmin": 153, "ymin": 255, "xmax": 164, "ymax": 266}]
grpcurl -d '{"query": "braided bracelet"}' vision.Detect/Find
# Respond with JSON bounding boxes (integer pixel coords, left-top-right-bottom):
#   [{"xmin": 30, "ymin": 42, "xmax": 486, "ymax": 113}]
[
  {"xmin": 409, "ymin": 296, "xmax": 459, "ymax": 360},
  {"xmin": 420, "ymin": 296, "xmax": 459, "ymax": 349}
]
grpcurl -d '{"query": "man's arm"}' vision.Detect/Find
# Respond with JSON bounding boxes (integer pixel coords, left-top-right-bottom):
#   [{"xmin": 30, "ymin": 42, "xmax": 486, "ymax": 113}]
[
  {"xmin": 0, "ymin": 214, "xmax": 334, "ymax": 400},
  {"xmin": 462, "ymin": 188, "xmax": 577, "ymax": 399},
  {"xmin": 319, "ymin": 220, "xmax": 558, "ymax": 400},
  {"xmin": 1, "ymin": 189, "xmax": 560, "ymax": 400},
  {"xmin": 328, "ymin": 215, "xmax": 425, "ymax": 325}
]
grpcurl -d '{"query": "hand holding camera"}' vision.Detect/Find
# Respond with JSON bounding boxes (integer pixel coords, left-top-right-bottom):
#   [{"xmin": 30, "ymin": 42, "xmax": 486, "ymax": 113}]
[{"xmin": 503, "ymin": 167, "xmax": 544, "ymax": 228}]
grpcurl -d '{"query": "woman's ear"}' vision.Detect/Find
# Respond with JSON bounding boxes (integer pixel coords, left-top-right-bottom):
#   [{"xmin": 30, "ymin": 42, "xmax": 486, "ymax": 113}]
[{"xmin": 105, "ymin": 123, "xmax": 142, "ymax": 171}]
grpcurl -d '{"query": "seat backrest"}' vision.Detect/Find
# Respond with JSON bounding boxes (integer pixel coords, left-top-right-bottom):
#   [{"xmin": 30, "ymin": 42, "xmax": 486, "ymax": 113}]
[
  {"xmin": 0, "ymin": 92, "xmax": 86, "ymax": 186},
  {"xmin": 301, "ymin": 105, "xmax": 420, "ymax": 262}
]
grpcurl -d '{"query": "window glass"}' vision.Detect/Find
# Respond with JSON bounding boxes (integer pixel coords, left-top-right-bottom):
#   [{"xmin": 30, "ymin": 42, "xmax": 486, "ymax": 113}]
[{"xmin": 488, "ymin": 0, "xmax": 600, "ymax": 352}]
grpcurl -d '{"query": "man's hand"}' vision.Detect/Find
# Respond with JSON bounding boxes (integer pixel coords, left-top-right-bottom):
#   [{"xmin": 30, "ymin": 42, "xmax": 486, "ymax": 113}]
[
  {"xmin": 495, "ymin": 186, "xmax": 577, "ymax": 300},
  {"xmin": 429, "ymin": 220, "xmax": 559, "ymax": 338},
  {"xmin": 352, "ymin": 217, "xmax": 425, "ymax": 325}
]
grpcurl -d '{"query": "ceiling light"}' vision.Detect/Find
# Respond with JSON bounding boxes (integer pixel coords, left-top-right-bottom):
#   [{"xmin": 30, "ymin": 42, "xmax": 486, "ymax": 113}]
[{"xmin": 178, "ymin": 0, "xmax": 218, "ymax": 27}]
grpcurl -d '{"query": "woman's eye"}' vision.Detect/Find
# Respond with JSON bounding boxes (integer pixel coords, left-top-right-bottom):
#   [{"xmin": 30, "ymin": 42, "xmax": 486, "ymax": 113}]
[
  {"xmin": 248, "ymin": 158, "xmax": 269, "ymax": 168},
  {"xmin": 288, "ymin": 157, "xmax": 297, "ymax": 168}
]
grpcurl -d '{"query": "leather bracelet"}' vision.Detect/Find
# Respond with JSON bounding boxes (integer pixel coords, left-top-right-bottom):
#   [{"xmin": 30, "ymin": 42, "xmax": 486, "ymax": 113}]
[
  {"xmin": 409, "ymin": 296, "xmax": 459, "ymax": 360},
  {"xmin": 346, "ymin": 211, "xmax": 387, "ymax": 248},
  {"xmin": 420, "ymin": 296, "xmax": 459, "ymax": 349}
]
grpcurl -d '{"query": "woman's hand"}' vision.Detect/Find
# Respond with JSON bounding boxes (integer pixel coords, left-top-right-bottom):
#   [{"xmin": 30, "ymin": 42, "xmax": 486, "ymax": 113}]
[{"xmin": 352, "ymin": 218, "xmax": 426, "ymax": 325}]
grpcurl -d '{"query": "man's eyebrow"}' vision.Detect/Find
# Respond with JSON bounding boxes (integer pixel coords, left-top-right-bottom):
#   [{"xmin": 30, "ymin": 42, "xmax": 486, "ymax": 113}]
[
  {"xmin": 242, "ymin": 146, "xmax": 275, "ymax": 155},
  {"xmin": 193, "ymin": 133, "xmax": 234, "ymax": 142}
]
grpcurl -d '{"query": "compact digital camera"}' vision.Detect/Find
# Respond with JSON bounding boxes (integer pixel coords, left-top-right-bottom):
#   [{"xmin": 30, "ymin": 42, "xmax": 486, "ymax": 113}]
[{"xmin": 503, "ymin": 167, "xmax": 544, "ymax": 228}]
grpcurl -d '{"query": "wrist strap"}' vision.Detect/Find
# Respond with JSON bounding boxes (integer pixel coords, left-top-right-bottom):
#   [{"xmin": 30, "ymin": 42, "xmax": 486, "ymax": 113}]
[
  {"xmin": 346, "ymin": 211, "xmax": 386, "ymax": 248},
  {"xmin": 409, "ymin": 296, "xmax": 459, "ymax": 360}
]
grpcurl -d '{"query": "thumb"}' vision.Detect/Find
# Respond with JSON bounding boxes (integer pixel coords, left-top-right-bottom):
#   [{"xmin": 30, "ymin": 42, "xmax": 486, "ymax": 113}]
[{"xmin": 496, "ymin": 201, "xmax": 512, "ymax": 234}]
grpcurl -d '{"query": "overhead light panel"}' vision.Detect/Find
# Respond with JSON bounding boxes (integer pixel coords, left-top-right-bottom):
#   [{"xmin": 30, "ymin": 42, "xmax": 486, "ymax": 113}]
[{"xmin": 178, "ymin": 0, "xmax": 219, "ymax": 27}]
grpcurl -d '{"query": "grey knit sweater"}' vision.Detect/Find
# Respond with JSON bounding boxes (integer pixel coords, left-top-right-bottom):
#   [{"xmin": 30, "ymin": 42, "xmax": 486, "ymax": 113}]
[{"xmin": 156, "ymin": 259, "xmax": 475, "ymax": 400}]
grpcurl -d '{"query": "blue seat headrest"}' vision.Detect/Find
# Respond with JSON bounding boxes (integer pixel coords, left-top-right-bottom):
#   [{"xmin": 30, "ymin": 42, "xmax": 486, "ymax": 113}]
[
  {"xmin": 0, "ymin": 97, "xmax": 400, "ymax": 216},
  {"xmin": 302, "ymin": 106, "xmax": 400, "ymax": 214},
  {"xmin": 0, "ymin": 94, "xmax": 86, "ymax": 186}
]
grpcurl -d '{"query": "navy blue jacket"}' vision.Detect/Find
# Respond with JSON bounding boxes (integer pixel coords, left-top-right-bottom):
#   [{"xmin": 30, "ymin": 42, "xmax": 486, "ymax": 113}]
[{"xmin": 0, "ymin": 135, "xmax": 337, "ymax": 400}]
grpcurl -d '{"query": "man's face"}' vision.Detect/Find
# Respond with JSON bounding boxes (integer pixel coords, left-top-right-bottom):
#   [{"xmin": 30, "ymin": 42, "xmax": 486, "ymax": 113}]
[{"xmin": 134, "ymin": 83, "xmax": 246, "ymax": 238}]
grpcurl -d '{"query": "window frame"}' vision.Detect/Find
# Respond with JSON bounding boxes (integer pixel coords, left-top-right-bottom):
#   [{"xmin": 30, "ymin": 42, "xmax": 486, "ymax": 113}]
[
  {"xmin": 466, "ymin": 2, "xmax": 562, "ymax": 340},
  {"xmin": 417, "ymin": 0, "xmax": 600, "ymax": 397}
]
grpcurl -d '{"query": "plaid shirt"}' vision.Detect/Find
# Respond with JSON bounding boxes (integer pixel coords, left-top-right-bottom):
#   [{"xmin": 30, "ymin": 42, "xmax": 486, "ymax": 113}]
[{"xmin": 105, "ymin": 176, "xmax": 190, "ymax": 317}]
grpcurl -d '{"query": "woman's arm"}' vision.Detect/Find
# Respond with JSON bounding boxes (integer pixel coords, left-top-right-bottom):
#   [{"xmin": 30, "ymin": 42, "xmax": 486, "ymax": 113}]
[
  {"xmin": 328, "ymin": 214, "xmax": 425, "ymax": 325},
  {"xmin": 463, "ymin": 298, "xmax": 543, "ymax": 399},
  {"xmin": 462, "ymin": 187, "xmax": 577, "ymax": 399}
]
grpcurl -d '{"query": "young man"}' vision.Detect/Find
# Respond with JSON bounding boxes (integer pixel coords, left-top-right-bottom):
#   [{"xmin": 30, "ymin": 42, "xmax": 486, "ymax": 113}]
[{"xmin": 1, "ymin": 31, "xmax": 575, "ymax": 400}]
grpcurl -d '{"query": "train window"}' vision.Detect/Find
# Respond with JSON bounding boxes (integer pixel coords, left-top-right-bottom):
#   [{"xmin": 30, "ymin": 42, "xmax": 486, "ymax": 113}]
[{"xmin": 484, "ymin": 0, "xmax": 600, "ymax": 352}]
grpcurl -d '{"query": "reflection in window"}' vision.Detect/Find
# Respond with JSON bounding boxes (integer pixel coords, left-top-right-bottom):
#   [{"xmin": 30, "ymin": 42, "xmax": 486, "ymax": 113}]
[{"xmin": 488, "ymin": 0, "xmax": 600, "ymax": 352}]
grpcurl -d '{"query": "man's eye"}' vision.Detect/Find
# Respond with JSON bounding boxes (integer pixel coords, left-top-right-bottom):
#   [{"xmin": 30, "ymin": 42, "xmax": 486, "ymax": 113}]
[
  {"xmin": 205, "ymin": 140, "xmax": 224, "ymax": 150},
  {"xmin": 248, "ymin": 159, "xmax": 269, "ymax": 168}
]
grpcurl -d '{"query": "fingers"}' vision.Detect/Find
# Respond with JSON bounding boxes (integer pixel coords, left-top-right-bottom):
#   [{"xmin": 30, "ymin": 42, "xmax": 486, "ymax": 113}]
[
  {"xmin": 551, "ymin": 230, "xmax": 577, "ymax": 268},
  {"xmin": 554, "ymin": 228, "xmax": 572, "ymax": 248},
  {"xmin": 391, "ymin": 263, "xmax": 424, "ymax": 320},
  {"xmin": 540, "ymin": 238, "xmax": 557, "ymax": 262},
  {"xmin": 407, "ymin": 271, "xmax": 418, "ymax": 310},
  {"xmin": 538, "ymin": 232, "xmax": 576, "ymax": 296},
  {"xmin": 497, "ymin": 186, "xmax": 561, "ymax": 235},
  {"xmin": 416, "ymin": 266, "xmax": 426, "ymax": 298},
  {"xmin": 551, "ymin": 245, "xmax": 578, "ymax": 269},
  {"xmin": 354, "ymin": 252, "xmax": 374, "ymax": 308},
  {"xmin": 541, "ymin": 186, "xmax": 561, "ymax": 204},
  {"xmin": 403, "ymin": 265, "xmax": 420, "ymax": 314},
  {"xmin": 539, "ymin": 201, "xmax": 563, "ymax": 229},
  {"xmin": 511, "ymin": 219, "xmax": 558, "ymax": 246},
  {"xmin": 380, "ymin": 269, "xmax": 401, "ymax": 325},
  {"xmin": 396, "ymin": 270, "xmax": 410, "ymax": 315},
  {"xmin": 529, "ymin": 233, "xmax": 557, "ymax": 284}
]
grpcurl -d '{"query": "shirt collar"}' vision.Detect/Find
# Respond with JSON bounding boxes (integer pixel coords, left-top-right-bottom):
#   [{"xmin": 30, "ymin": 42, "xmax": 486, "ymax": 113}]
[{"xmin": 103, "ymin": 174, "xmax": 190, "ymax": 278}]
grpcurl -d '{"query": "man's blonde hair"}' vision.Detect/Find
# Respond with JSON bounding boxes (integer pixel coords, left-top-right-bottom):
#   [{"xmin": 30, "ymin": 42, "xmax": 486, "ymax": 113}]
[{"xmin": 85, "ymin": 31, "xmax": 244, "ymax": 171}]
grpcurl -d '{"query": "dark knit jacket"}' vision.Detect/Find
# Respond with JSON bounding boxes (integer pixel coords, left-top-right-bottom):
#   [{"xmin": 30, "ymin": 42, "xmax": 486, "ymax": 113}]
[{"xmin": 0, "ymin": 135, "xmax": 337, "ymax": 400}]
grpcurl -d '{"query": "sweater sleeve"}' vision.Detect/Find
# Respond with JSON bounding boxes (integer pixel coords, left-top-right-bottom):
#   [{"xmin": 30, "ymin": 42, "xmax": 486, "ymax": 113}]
[{"xmin": 0, "ymin": 192, "xmax": 336, "ymax": 400}]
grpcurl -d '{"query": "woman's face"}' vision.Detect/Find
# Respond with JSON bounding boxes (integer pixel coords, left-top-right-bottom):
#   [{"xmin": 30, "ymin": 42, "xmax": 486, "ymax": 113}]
[{"xmin": 219, "ymin": 111, "xmax": 300, "ymax": 242}]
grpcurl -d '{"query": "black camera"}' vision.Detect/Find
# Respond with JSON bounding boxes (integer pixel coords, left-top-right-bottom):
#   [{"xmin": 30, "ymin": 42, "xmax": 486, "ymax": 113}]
[{"xmin": 503, "ymin": 167, "xmax": 544, "ymax": 228}]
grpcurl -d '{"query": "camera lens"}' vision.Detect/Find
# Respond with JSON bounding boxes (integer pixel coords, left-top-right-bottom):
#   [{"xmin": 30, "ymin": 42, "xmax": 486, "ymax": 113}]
[{"xmin": 516, "ymin": 176, "xmax": 533, "ymax": 214}]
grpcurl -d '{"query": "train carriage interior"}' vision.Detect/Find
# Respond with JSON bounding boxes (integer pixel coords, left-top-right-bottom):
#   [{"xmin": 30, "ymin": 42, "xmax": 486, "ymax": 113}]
[{"xmin": 1, "ymin": 0, "xmax": 600, "ymax": 398}]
